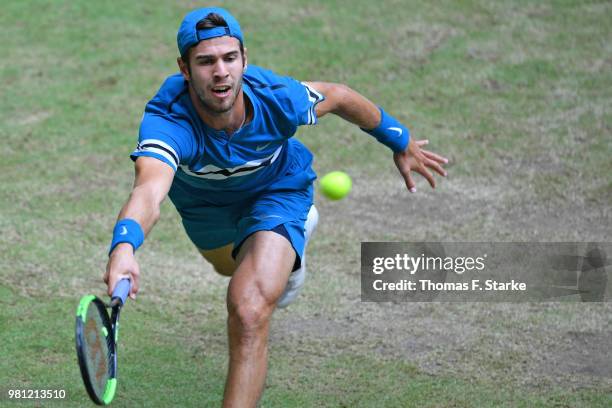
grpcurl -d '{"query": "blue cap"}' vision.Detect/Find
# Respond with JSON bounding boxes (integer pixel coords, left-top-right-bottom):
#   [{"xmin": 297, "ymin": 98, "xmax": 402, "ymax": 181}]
[{"xmin": 177, "ymin": 7, "xmax": 244, "ymax": 57}]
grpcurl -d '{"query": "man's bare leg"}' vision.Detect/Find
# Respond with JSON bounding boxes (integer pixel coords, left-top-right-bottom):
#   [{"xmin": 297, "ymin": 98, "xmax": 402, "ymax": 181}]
[
  {"xmin": 199, "ymin": 244, "xmax": 236, "ymax": 276},
  {"xmin": 222, "ymin": 231, "xmax": 295, "ymax": 407}
]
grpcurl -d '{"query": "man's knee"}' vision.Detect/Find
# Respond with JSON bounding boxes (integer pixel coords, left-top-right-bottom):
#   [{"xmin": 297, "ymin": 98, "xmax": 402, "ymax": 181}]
[{"xmin": 227, "ymin": 282, "xmax": 275, "ymax": 333}]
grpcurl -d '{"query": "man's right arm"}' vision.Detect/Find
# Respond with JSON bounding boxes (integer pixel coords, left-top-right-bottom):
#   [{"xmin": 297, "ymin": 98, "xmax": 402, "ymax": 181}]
[{"xmin": 104, "ymin": 156, "xmax": 175, "ymax": 299}]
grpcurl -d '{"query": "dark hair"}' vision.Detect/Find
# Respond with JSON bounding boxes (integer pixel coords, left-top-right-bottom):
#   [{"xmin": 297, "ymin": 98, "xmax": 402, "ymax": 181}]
[{"xmin": 181, "ymin": 13, "xmax": 244, "ymax": 64}]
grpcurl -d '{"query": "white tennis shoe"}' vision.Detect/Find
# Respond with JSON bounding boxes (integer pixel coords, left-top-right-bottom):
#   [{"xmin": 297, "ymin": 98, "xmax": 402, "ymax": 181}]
[{"xmin": 276, "ymin": 205, "xmax": 318, "ymax": 308}]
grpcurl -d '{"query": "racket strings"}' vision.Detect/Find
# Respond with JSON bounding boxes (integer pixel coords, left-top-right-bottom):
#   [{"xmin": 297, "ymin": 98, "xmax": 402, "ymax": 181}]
[{"xmin": 85, "ymin": 305, "xmax": 111, "ymax": 397}]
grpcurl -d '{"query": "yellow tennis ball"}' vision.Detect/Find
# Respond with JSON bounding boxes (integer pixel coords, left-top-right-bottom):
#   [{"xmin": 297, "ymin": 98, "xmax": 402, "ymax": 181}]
[{"xmin": 320, "ymin": 171, "xmax": 352, "ymax": 200}]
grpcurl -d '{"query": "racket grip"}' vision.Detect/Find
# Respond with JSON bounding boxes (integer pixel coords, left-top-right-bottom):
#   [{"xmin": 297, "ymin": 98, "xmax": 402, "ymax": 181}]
[{"xmin": 111, "ymin": 278, "xmax": 131, "ymax": 306}]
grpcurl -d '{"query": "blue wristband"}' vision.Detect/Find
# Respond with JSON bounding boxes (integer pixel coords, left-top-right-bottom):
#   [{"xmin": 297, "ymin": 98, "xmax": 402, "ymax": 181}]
[
  {"xmin": 361, "ymin": 107, "xmax": 410, "ymax": 153},
  {"xmin": 109, "ymin": 218, "xmax": 145, "ymax": 256}
]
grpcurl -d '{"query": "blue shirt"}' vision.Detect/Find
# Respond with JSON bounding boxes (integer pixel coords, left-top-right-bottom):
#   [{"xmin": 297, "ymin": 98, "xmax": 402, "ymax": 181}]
[{"xmin": 131, "ymin": 65, "xmax": 324, "ymax": 202}]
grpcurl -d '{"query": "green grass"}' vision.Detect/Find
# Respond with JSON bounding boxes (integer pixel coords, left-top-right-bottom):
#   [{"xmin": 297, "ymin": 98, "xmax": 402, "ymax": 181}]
[
  {"xmin": 1, "ymin": 291, "xmax": 609, "ymax": 407},
  {"xmin": 1, "ymin": 0, "xmax": 611, "ymax": 406}
]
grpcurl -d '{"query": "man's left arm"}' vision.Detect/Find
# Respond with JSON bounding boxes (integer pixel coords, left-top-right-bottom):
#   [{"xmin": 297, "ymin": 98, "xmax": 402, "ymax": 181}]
[{"xmin": 303, "ymin": 81, "xmax": 448, "ymax": 193}]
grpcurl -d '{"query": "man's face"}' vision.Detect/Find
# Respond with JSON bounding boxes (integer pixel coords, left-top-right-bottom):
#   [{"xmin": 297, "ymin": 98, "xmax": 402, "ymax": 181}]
[{"xmin": 180, "ymin": 36, "xmax": 246, "ymax": 114}]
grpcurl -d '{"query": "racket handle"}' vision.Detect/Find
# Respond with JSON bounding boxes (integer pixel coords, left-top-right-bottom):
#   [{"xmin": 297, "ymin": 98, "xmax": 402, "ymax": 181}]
[{"xmin": 111, "ymin": 278, "xmax": 131, "ymax": 306}]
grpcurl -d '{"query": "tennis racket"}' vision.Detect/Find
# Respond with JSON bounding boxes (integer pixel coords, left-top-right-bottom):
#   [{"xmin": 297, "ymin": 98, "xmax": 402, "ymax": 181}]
[{"xmin": 75, "ymin": 278, "xmax": 131, "ymax": 405}]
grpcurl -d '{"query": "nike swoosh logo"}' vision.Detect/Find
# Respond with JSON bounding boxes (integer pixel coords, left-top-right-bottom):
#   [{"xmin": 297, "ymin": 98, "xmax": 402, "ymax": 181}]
[
  {"xmin": 120, "ymin": 226, "xmax": 128, "ymax": 235},
  {"xmin": 256, "ymin": 142, "xmax": 271, "ymax": 151},
  {"xmin": 388, "ymin": 127, "xmax": 403, "ymax": 137}
]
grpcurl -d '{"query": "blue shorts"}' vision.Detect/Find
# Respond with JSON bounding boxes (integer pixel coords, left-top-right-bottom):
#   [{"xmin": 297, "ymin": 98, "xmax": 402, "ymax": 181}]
[{"xmin": 168, "ymin": 174, "xmax": 314, "ymax": 269}]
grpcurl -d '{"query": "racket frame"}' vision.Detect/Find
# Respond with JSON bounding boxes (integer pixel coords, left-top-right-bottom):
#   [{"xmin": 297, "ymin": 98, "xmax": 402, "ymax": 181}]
[{"xmin": 75, "ymin": 296, "xmax": 119, "ymax": 405}]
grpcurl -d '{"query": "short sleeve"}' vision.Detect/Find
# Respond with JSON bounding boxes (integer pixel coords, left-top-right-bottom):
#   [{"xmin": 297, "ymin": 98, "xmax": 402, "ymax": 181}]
[
  {"xmin": 130, "ymin": 111, "xmax": 194, "ymax": 172},
  {"xmin": 284, "ymin": 79, "xmax": 325, "ymax": 127},
  {"xmin": 243, "ymin": 66, "xmax": 326, "ymax": 132}
]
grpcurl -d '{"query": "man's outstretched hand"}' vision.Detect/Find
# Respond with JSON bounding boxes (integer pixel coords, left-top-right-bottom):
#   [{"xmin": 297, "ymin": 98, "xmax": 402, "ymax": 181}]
[
  {"xmin": 104, "ymin": 243, "xmax": 140, "ymax": 300},
  {"xmin": 393, "ymin": 139, "xmax": 449, "ymax": 193}
]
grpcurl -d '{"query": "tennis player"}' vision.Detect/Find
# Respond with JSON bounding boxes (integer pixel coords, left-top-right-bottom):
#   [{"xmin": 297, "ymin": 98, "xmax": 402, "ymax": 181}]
[{"xmin": 104, "ymin": 7, "xmax": 448, "ymax": 406}]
